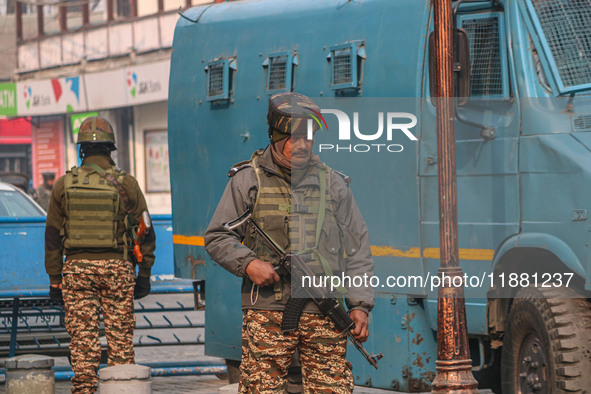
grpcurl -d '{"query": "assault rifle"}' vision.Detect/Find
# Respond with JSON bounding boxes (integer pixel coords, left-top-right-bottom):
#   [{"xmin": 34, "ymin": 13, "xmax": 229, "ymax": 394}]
[
  {"xmin": 132, "ymin": 211, "xmax": 152, "ymax": 263},
  {"xmin": 223, "ymin": 209, "xmax": 383, "ymax": 369}
]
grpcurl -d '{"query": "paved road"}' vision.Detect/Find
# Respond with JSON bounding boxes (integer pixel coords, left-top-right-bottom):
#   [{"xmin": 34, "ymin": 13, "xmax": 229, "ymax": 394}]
[
  {"xmin": 1, "ymin": 293, "xmax": 229, "ymax": 393},
  {"xmin": 1, "ymin": 292, "xmax": 496, "ymax": 393},
  {"xmin": 0, "ymin": 344, "xmax": 229, "ymax": 394}
]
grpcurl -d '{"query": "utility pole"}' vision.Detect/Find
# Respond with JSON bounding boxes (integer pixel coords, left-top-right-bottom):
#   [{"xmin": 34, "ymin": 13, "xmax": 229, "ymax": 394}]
[{"xmin": 430, "ymin": 0, "xmax": 479, "ymax": 392}]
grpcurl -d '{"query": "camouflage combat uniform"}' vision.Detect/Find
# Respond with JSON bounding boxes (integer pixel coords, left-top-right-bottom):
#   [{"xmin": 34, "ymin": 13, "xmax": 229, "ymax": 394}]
[
  {"xmin": 240, "ymin": 310, "xmax": 353, "ymax": 393},
  {"xmin": 62, "ymin": 259, "xmax": 135, "ymax": 391},
  {"xmin": 45, "ymin": 154, "xmax": 155, "ymax": 394},
  {"xmin": 205, "ymin": 146, "xmax": 374, "ymax": 393}
]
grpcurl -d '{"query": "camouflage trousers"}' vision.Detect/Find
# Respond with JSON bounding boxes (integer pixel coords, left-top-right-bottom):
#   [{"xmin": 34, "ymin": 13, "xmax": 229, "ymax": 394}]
[
  {"xmin": 239, "ymin": 310, "xmax": 354, "ymax": 393},
  {"xmin": 62, "ymin": 259, "xmax": 136, "ymax": 394}
]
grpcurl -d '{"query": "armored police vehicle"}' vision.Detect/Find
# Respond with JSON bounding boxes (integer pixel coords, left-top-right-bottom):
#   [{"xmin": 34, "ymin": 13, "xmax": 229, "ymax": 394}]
[{"xmin": 168, "ymin": 0, "xmax": 591, "ymax": 391}]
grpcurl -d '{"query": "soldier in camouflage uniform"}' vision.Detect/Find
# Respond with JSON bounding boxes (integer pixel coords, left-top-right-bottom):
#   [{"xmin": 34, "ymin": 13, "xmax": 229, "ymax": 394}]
[
  {"xmin": 45, "ymin": 116, "xmax": 156, "ymax": 394},
  {"xmin": 205, "ymin": 93, "xmax": 374, "ymax": 393},
  {"xmin": 32, "ymin": 172, "xmax": 55, "ymax": 211}
]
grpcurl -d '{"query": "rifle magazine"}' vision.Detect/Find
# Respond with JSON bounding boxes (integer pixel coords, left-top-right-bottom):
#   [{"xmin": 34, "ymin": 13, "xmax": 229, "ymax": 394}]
[{"xmin": 281, "ymin": 297, "xmax": 309, "ymax": 332}]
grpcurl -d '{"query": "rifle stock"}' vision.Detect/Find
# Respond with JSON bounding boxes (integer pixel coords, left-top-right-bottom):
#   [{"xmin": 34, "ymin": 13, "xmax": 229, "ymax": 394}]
[
  {"xmin": 223, "ymin": 209, "xmax": 383, "ymax": 369},
  {"xmin": 133, "ymin": 211, "xmax": 152, "ymax": 263}
]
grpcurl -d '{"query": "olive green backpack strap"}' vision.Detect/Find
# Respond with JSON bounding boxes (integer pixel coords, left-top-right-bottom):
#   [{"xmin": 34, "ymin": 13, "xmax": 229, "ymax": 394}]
[
  {"xmin": 314, "ymin": 165, "xmax": 347, "ymax": 298},
  {"xmin": 317, "ymin": 166, "xmax": 345, "ymax": 295},
  {"xmin": 316, "ymin": 165, "xmax": 327, "ymax": 248},
  {"xmin": 251, "ymin": 156, "xmax": 263, "ymax": 213},
  {"xmin": 250, "ymin": 153, "xmax": 286, "ymax": 301},
  {"xmin": 83, "ymin": 163, "xmax": 132, "ymax": 214},
  {"xmin": 303, "ymin": 165, "xmax": 346, "ymax": 296}
]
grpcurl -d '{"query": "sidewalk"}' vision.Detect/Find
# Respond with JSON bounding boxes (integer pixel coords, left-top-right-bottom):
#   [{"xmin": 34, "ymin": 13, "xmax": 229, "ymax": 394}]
[
  {"xmin": 46, "ymin": 374, "xmax": 228, "ymax": 394},
  {"xmin": 218, "ymin": 383, "xmax": 495, "ymax": 393}
]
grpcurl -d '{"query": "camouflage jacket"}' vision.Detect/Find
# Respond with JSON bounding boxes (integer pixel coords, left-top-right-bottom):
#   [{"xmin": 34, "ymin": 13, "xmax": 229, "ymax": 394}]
[{"xmin": 204, "ymin": 146, "xmax": 374, "ymax": 314}]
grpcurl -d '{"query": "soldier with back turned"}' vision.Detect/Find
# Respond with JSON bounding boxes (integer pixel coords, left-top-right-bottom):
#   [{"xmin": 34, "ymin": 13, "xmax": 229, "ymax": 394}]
[{"xmin": 44, "ymin": 116, "xmax": 156, "ymax": 394}]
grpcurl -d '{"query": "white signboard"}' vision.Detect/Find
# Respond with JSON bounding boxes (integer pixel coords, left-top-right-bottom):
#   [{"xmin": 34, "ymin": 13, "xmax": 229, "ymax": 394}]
[
  {"xmin": 15, "ymin": 60, "xmax": 170, "ymax": 116},
  {"xmin": 84, "ymin": 68, "xmax": 129, "ymax": 110},
  {"xmin": 84, "ymin": 60, "xmax": 170, "ymax": 110},
  {"xmin": 17, "ymin": 76, "xmax": 88, "ymax": 116},
  {"xmin": 124, "ymin": 61, "xmax": 170, "ymax": 105}
]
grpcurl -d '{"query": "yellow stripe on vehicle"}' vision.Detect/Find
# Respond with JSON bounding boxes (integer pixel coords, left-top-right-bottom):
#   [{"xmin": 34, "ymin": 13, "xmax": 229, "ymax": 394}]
[
  {"xmin": 172, "ymin": 235, "xmax": 205, "ymax": 247},
  {"xmin": 370, "ymin": 246, "xmax": 422, "ymax": 258},
  {"xmin": 173, "ymin": 234, "xmax": 494, "ymax": 261},
  {"xmin": 423, "ymin": 247, "xmax": 494, "ymax": 261}
]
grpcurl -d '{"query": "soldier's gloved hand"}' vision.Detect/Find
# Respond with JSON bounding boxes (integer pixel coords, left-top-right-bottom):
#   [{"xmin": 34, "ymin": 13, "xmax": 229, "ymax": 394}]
[
  {"xmin": 350, "ymin": 310, "xmax": 369, "ymax": 343},
  {"xmin": 49, "ymin": 284, "xmax": 63, "ymax": 304},
  {"xmin": 134, "ymin": 276, "xmax": 151, "ymax": 299},
  {"xmin": 245, "ymin": 259, "xmax": 280, "ymax": 287}
]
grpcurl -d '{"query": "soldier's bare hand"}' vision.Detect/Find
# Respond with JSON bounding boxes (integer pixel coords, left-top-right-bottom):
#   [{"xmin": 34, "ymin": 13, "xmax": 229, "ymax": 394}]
[
  {"xmin": 350, "ymin": 310, "xmax": 369, "ymax": 342},
  {"xmin": 245, "ymin": 259, "xmax": 280, "ymax": 287}
]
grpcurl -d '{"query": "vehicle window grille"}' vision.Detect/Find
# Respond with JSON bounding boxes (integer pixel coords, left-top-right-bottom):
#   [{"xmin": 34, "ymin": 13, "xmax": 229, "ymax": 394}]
[
  {"xmin": 208, "ymin": 63, "xmax": 225, "ymax": 98},
  {"xmin": 269, "ymin": 55, "xmax": 288, "ymax": 91},
  {"xmin": 462, "ymin": 17, "xmax": 503, "ymax": 96},
  {"xmin": 530, "ymin": 0, "xmax": 591, "ymax": 89},
  {"xmin": 333, "ymin": 48, "xmax": 352, "ymax": 85},
  {"xmin": 573, "ymin": 115, "xmax": 591, "ymax": 131}
]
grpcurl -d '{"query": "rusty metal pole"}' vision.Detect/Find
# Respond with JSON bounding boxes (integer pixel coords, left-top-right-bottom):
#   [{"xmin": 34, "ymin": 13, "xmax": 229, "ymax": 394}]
[
  {"xmin": 430, "ymin": 0, "xmax": 479, "ymax": 392},
  {"xmin": 15, "ymin": 1, "xmax": 23, "ymax": 41},
  {"xmin": 130, "ymin": 0, "xmax": 138, "ymax": 18},
  {"xmin": 59, "ymin": 4, "xmax": 67, "ymax": 33},
  {"xmin": 107, "ymin": 0, "xmax": 114, "ymax": 22},
  {"xmin": 82, "ymin": 2, "xmax": 90, "ymax": 26},
  {"xmin": 37, "ymin": 5, "xmax": 44, "ymax": 37}
]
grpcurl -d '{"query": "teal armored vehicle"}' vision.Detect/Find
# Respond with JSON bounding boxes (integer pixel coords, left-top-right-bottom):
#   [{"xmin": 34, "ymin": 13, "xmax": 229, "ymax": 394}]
[{"xmin": 169, "ymin": 0, "xmax": 591, "ymax": 391}]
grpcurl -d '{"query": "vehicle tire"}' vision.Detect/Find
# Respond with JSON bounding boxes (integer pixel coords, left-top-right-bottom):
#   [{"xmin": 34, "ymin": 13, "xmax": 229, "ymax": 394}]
[{"xmin": 501, "ymin": 286, "xmax": 591, "ymax": 393}]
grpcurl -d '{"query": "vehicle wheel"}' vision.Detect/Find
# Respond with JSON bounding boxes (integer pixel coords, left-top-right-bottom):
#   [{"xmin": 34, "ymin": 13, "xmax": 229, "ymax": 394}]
[{"xmin": 501, "ymin": 286, "xmax": 591, "ymax": 393}]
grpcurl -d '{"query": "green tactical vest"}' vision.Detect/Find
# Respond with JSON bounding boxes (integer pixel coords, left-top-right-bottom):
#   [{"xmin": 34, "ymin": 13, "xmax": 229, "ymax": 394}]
[
  {"xmin": 63, "ymin": 165, "xmax": 126, "ymax": 251},
  {"xmin": 243, "ymin": 151, "xmax": 345, "ymax": 278}
]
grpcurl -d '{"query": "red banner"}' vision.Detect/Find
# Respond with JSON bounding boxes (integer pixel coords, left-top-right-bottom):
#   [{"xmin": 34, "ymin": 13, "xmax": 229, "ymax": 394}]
[
  {"xmin": 31, "ymin": 120, "xmax": 64, "ymax": 188},
  {"xmin": 0, "ymin": 118, "xmax": 32, "ymax": 144}
]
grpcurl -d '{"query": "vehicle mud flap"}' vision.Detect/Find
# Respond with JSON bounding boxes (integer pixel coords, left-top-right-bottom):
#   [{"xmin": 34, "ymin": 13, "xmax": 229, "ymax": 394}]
[{"xmin": 281, "ymin": 297, "xmax": 310, "ymax": 332}]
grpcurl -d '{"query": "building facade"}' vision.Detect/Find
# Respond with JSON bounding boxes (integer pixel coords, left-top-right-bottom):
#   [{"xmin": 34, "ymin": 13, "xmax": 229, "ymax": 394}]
[{"xmin": 0, "ymin": 0, "xmax": 216, "ymax": 214}]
